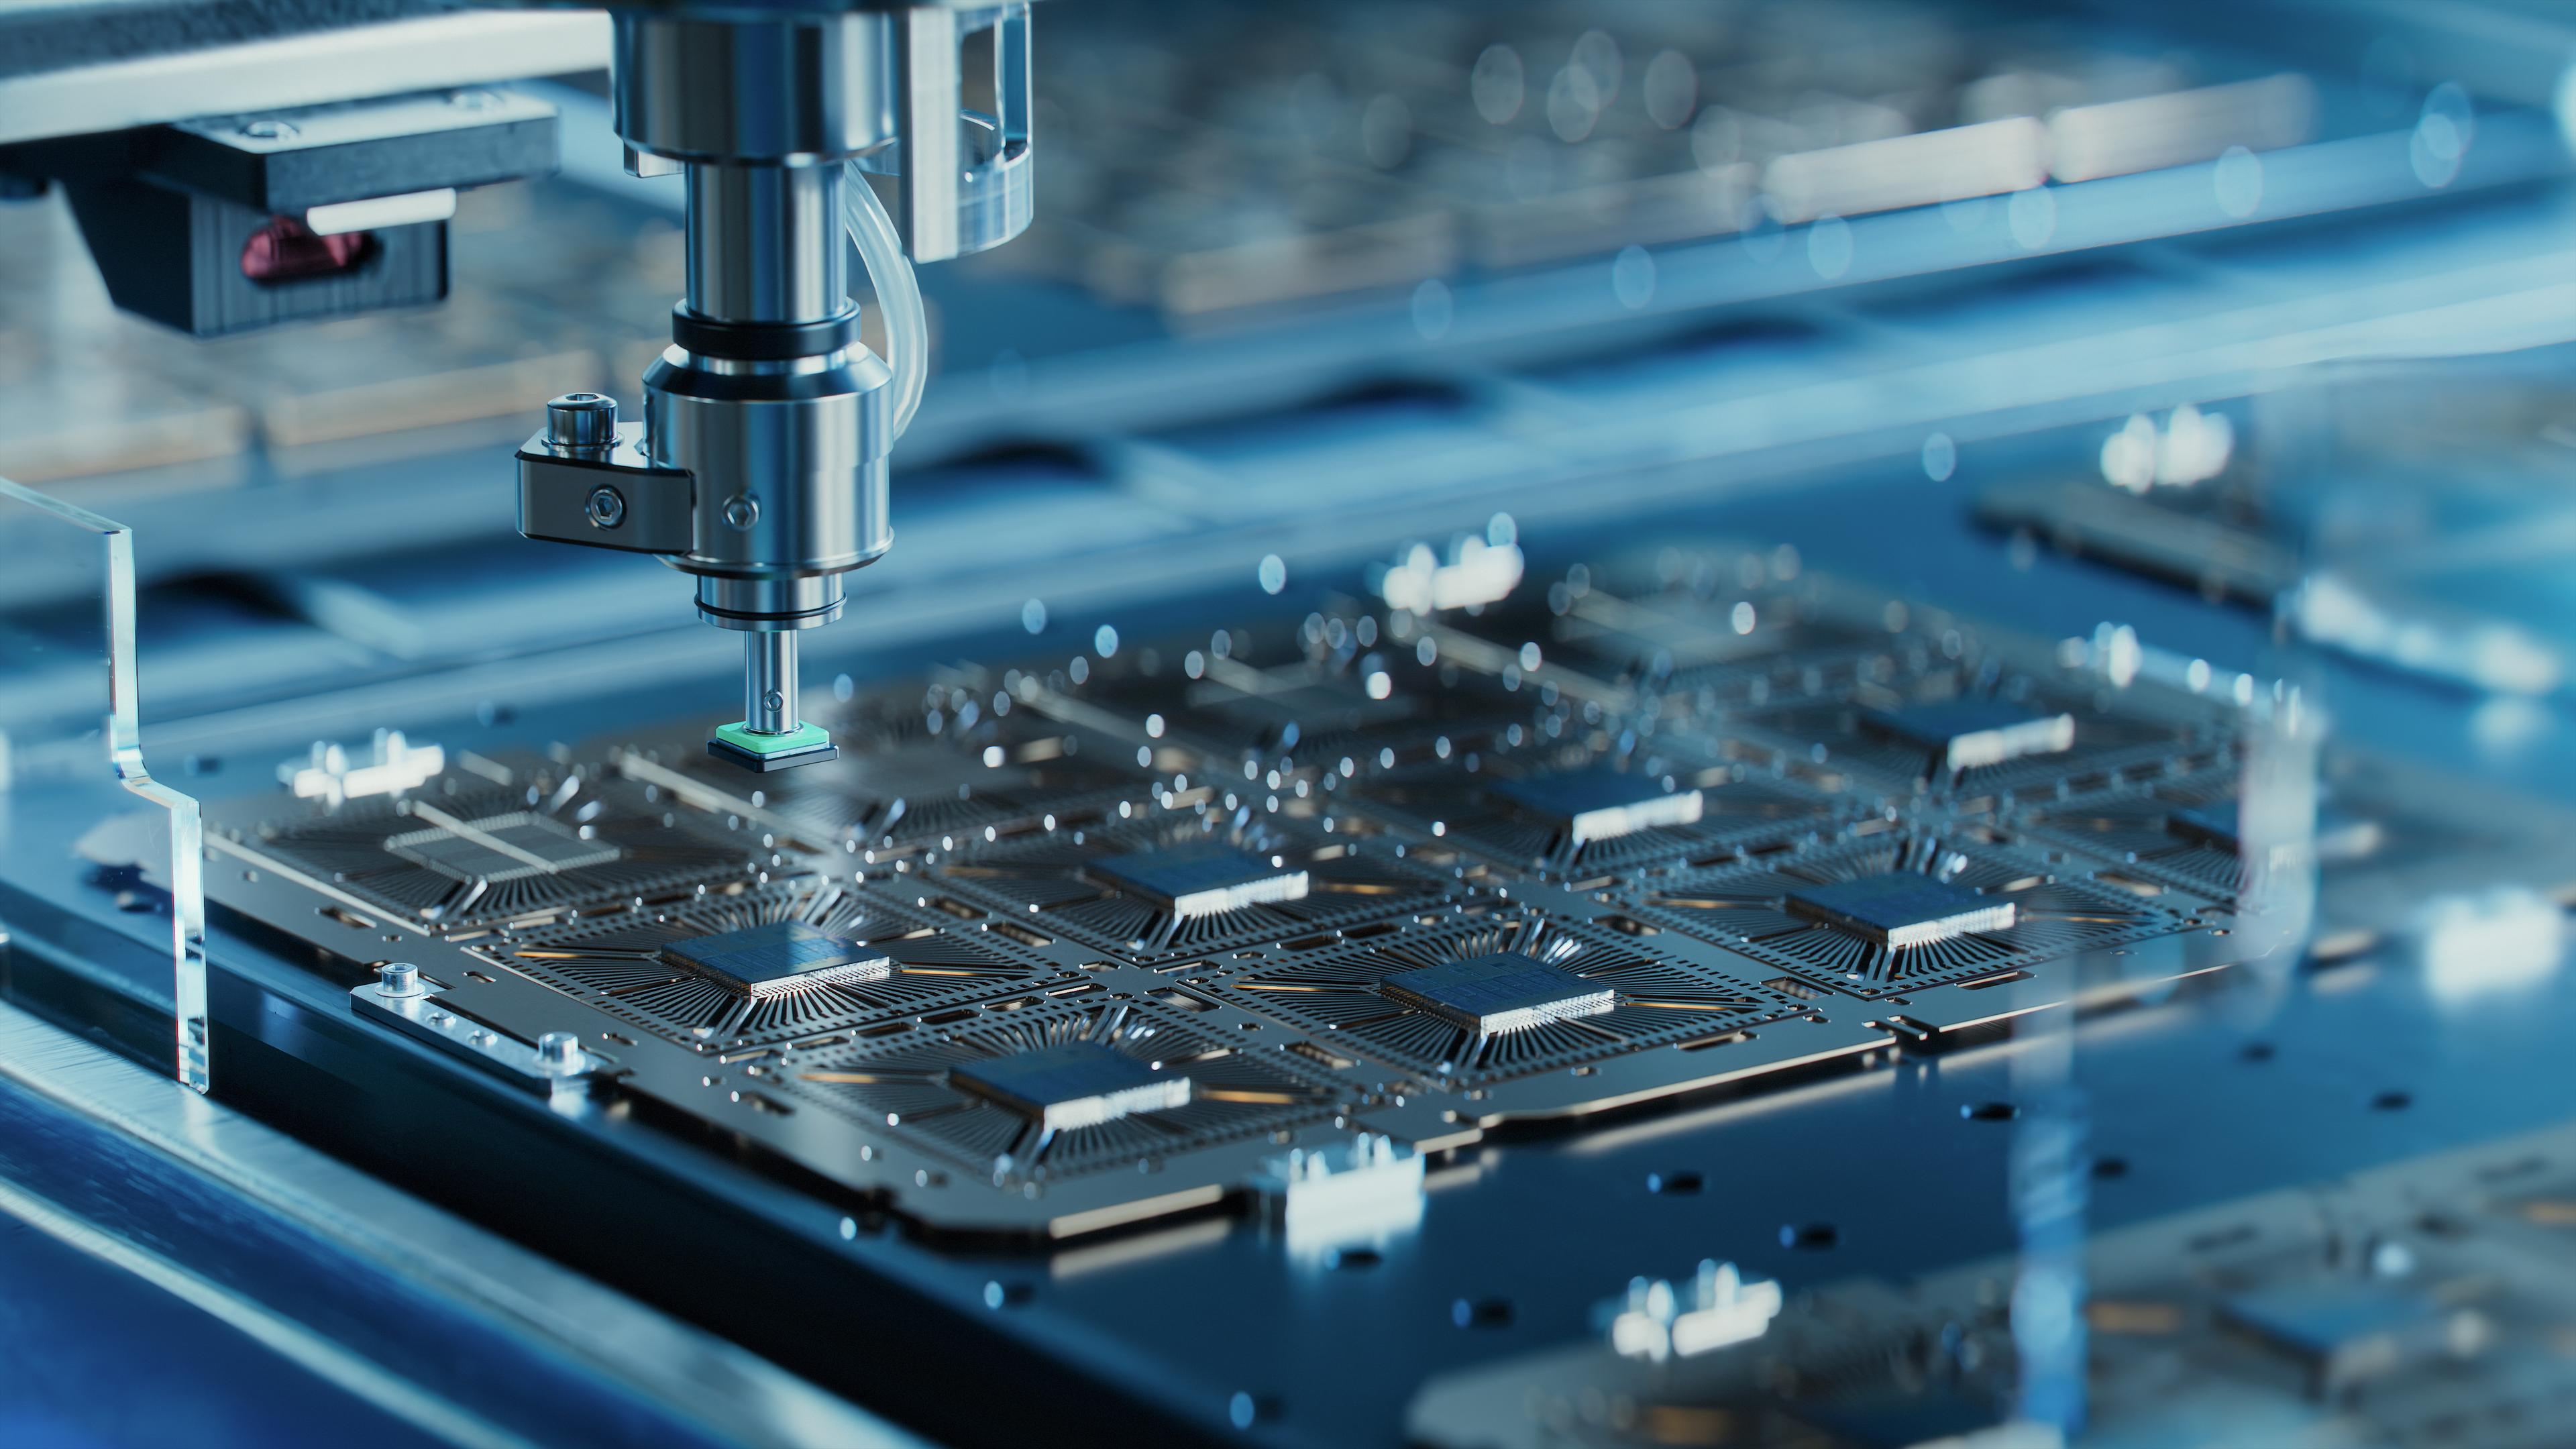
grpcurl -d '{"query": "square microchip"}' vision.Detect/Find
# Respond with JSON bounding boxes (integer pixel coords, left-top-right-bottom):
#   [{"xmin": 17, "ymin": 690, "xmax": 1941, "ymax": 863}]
[
  {"xmin": 947, "ymin": 1040, "xmax": 1192, "ymax": 1130},
  {"xmin": 1487, "ymin": 767, "xmax": 1705, "ymax": 845},
  {"xmin": 1860, "ymin": 700, "xmax": 2075, "ymax": 773},
  {"xmin": 1377, "ymin": 952, "xmax": 1617, "ymax": 1034},
  {"xmin": 1784, "ymin": 873, "xmax": 2017, "ymax": 948},
  {"xmin": 384, "ymin": 811, "xmax": 622, "ymax": 883},
  {"xmin": 657, "ymin": 920, "xmax": 892, "ymax": 999},
  {"xmin": 2169, "ymin": 800, "xmax": 2383, "ymax": 863},
  {"xmin": 2220, "ymin": 1283, "xmax": 2465, "ymax": 1396},
  {"xmin": 1085, "ymin": 843, "xmax": 1310, "ymax": 918}
]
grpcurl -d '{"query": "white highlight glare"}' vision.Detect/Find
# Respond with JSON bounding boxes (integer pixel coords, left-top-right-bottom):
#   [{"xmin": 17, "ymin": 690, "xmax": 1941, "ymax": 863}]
[
  {"xmin": 2091, "ymin": 623, "xmax": 2142, "ymax": 690},
  {"xmin": 1375, "ymin": 538, "xmax": 1525, "ymax": 612},
  {"xmin": 1171, "ymin": 869, "xmax": 1309, "ymax": 920},
  {"xmin": 1568, "ymin": 789, "xmax": 1704, "ymax": 847},
  {"xmin": 2101, "ymin": 405, "xmax": 2232, "ymax": 492},
  {"xmin": 2418, "ymin": 889, "xmax": 2564, "ymax": 1002},
  {"xmin": 1250, "ymin": 1134, "xmax": 1425, "ymax": 1259},
  {"xmin": 2047, "ymin": 74, "xmax": 2315, "ymax": 182},
  {"xmin": 1765, "ymin": 117, "xmax": 2045, "ymax": 225},
  {"xmin": 1609, "ymin": 1261, "xmax": 1784, "ymax": 1363},
  {"xmin": 282, "ymin": 730, "xmax": 443, "ymax": 804},
  {"xmin": 305, "ymin": 187, "xmax": 455, "ymax": 236},
  {"xmin": 2292, "ymin": 574, "xmax": 2562, "ymax": 696}
]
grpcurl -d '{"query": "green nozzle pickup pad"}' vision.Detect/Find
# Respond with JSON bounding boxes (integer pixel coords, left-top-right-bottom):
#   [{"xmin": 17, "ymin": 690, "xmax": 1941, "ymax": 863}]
[{"xmin": 711, "ymin": 721, "xmax": 832, "ymax": 756}]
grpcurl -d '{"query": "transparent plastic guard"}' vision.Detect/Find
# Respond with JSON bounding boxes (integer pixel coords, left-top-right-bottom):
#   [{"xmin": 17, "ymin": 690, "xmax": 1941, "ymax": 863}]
[
  {"xmin": 0, "ymin": 476, "xmax": 207, "ymax": 1091},
  {"xmin": 2006, "ymin": 627, "xmax": 2320, "ymax": 1440},
  {"xmin": 2255, "ymin": 350, "xmax": 2576, "ymax": 700}
]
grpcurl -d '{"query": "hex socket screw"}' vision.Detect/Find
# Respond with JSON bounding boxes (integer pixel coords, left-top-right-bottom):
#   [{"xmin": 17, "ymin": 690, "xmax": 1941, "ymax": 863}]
[{"xmin": 546, "ymin": 392, "xmax": 618, "ymax": 452}]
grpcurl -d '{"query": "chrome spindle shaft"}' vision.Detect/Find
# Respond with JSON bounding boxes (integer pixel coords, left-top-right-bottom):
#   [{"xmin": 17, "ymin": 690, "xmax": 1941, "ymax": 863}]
[{"xmin": 746, "ymin": 631, "xmax": 798, "ymax": 734}]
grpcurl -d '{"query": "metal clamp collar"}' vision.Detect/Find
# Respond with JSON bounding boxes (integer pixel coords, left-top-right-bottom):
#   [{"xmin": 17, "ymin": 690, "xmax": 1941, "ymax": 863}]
[{"xmin": 669, "ymin": 304, "xmax": 863, "ymax": 362}]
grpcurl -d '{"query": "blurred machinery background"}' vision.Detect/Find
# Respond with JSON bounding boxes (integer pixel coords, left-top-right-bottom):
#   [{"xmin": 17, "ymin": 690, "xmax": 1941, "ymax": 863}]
[{"xmin": 6, "ymin": 1, "xmax": 2576, "ymax": 1445}]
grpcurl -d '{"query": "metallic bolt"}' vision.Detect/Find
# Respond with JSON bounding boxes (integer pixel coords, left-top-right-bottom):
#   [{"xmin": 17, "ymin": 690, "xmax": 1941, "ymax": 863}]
[
  {"xmin": 722, "ymin": 494, "xmax": 761, "ymax": 531},
  {"xmin": 447, "ymin": 89, "xmax": 500, "ymax": 109},
  {"xmin": 377, "ymin": 962, "xmax": 423, "ymax": 998},
  {"xmin": 239, "ymin": 119, "xmax": 299, "ymax": 141},
  {"xmin": 761, "ymin": 689, "xmax": 785, "ymax": 714},
  {"xmin": 546, "ymin": 392, "xmax": 617, "ymax": 451},
  {"xmin": 536, "ymin": 1032, "xmax": 584, "ymax": 1072},
  {"xmin": 585, "ymin": 486, "xmax": 627, "ymax": 529}
]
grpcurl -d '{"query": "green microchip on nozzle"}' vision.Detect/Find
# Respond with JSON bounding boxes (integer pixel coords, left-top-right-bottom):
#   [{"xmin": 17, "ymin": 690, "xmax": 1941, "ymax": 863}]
[
  {"xmin": 706, "ymin": 720, "xmax": 838, "ymax": 772},
  {"xmin": 711, "ymin": 720, "xmax": 831, "ymax": 756}
]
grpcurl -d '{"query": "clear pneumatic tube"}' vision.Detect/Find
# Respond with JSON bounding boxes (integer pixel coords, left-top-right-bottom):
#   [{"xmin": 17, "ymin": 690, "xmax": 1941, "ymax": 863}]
[{"xmin": 844, "ymin": 162, "xmax": 929, "ymax": 439}]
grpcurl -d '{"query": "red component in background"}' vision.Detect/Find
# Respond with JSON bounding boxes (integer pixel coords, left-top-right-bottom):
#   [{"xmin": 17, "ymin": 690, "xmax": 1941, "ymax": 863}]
[{"xmin": 239, "ymin": 218, "xmax": 371, "ymax": 283}]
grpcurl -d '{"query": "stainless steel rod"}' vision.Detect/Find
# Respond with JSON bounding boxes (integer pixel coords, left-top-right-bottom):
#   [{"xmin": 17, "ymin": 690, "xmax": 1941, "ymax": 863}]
[
  {"xmin": 745, "ymin": 631, "xmax": 798, "ymax": 733},
  {"xmin": 685, "ymin": 162, "xmax": 845, "ymax": 323}
]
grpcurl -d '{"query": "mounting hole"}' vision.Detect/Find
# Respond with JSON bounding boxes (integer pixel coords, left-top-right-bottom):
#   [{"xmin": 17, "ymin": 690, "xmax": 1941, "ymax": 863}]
[
  {"xmin": 1450, "ymin": 1296, "xmax": 1513, "ymax": 1328},
  {"xmin": 1780, "ymin": 1222, "xmax": 1839, "ymax": 1250},
  {"xmin": 981, "ymin": 1280, "xmax": 1032, "ymax": 1309},
  {"xmin": 2092, "ymin": 1155, "xmax": 2131, "ymax": 1181},
  {"xmin": 1962, "ymin": 1101, "xmax": 2020, "ymax": 1122},
  {"xmin": 1327, "ymin": 1247, "xmax": 1381, "ymax": 1271},
  {"xmin": 2371, "ymin": 1090, "xmax": 2413, "ymax": 1112},
  {"xmin": 1646, "ymin": 1170, "xmax": 1704, "ymax": 1194},
  {"xmin": 2241, "ymin": 1041, "xmax": 2276, "ymax": 1063},
  {"xmin": 1227, "ymin": 1392, "xmax": 1281, "ymax": 1429}
]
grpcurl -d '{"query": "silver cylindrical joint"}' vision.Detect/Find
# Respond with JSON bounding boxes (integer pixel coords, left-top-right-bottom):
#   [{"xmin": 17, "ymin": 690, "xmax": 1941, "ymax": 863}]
[
  {"xmin": 686, "ymin": 162, "xmax": 847, "ymax": 324},
  {"xmin": 697, "ymin": 574, "xmax": 844, "ymax": 631},
  {"xmin": 546, "ymin": 392, "xmax": 617, "ymax": 451},
  {"xmin": 647, "ymin": 339, "xmax": 895, "ymax": 609},
  {"xmin": 747, "ymin": 631, "xmax": 798, "ymax": 734},
  {"xmin": 535, "ymin": 1031, "xmax": 584, "ymax": 1071},
  {"xmin": 612, "ymin": 13, "xmax": 896, "ymax": 165},
  {"xmin": 378, "ymin": 962, "xmax": 423, "ymax": 998}
]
